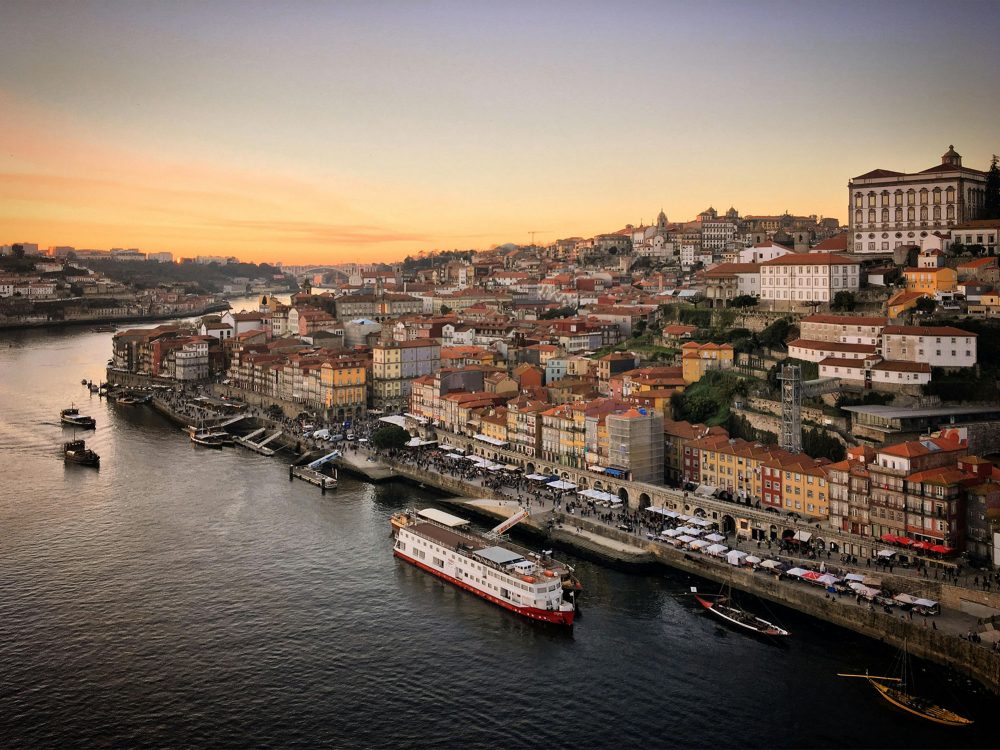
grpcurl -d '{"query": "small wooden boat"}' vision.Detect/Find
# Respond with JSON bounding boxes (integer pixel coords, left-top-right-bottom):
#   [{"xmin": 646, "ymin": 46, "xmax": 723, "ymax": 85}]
[
  {"xmin": 64, "ymin": 439, "xmax": 100, "ymax": 467},
  {"xmin": 61, "ymin": 406, "xmax": 96, "ymax": 429},
  {"xmin": 838, "ymin": 642, "xmax": 973, "ymax": 726},
  {"xmin": 692, "ymin": 586, "xmax": 789, "ymax": 637}
]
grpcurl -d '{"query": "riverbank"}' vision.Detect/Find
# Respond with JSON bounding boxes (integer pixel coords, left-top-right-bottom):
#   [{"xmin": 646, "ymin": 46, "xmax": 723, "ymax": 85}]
[
  {"xmin": 0, "ymin": 301, "xmax": 230, "ymax": 331},
  {"xmin": 376, "ymin": 455, "xmax": 1000, "ymax": 696}
]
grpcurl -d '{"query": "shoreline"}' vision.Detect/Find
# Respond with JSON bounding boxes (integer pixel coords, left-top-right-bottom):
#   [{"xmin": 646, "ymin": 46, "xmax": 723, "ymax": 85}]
[
  {"xmin": 0, "ymin": 301, "xmax": 232, "ymax": 331},
  {"xmin": 104, "ymin": 378, "xmax": 1000, "ymax": 696}
]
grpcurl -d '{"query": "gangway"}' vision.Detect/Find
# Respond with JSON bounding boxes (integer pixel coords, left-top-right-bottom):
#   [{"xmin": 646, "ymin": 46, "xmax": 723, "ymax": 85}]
[
  {"xmin": 234, "ymin": 429, "xmax": 283, "ymax": 456},
  {"xmin": 257, "ymin": 431, "xmax": 283, "ymax": 447},
  {"xmin": 307, "ymin": 450, "xmax": 342, "ymax": 470},
  {"xmin": 484, "ymin": 507, "xmax": 529, "ymax": 540},
  {"xmin": 242, "ymin": 427, "xmax": 266, "ymax": 441}
]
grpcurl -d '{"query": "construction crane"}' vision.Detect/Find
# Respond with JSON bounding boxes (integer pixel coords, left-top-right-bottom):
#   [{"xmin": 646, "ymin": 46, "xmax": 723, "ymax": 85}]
[{"xmin": 528, "ymin": 230, "xmax": 548, "ymax": 246}]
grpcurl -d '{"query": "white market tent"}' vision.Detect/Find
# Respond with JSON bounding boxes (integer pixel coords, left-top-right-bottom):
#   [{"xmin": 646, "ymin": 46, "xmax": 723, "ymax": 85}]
[
  {"xmin": 660, "ymin": 529, "xmax": 681, "ymax": 538},
  {"xmin": 688, "ymin": 539, "xmax": 710, "ymax": 550},
  {"xmin": 849, "ymin": 582, "xmax": 882, "ymax": 599},
  {"xmin": 437, "ymin": 444, "xmax": 456, "ymax": 452},
  {"xmin": 744, "ymin": 555, "xmax": 762, "ymax": 564},
  {"xmin": 705, "ymin": 533, "xmax": 726, "ymax": 543},
  {"xmin": 678, "ymin": 535, "xmax": 696, "ymax": 544},
  {"xmin": 446, "ymin": 452, "xmax": 466, "ymax": 460},
  {"xmin": 877, "ymin": 549, "xmax": 896, "ymax": 558},
  {"xmin": 845, "ymin": 573, "xmax": 866, "ymax": 582},
  {"xmin": 786, "ymin": 567, "xmax": 809, "ymax": 578},
  {"xmin": 760, "ymin": 559, "xmax": 782, "ymax": 570},
  {"xmin": 526, "ymin": 473, "xmax": 551, "ymax": 481},
  {"xmin": 579, "ymin": 489, "xmax": 618, "ymax": 503},
  {"xmin": 705, "ymin": 543, "xmax": 728, "ymax": 556},
  {"xmin": 817, "ymin": 574, "xmax": 841, "ymax": 587},
  {"xmin": 726, "ymin": 549, "xmax": 747, "ymax": 565},
  {"xmin": 690, "ymin": 517, "xmax": 713, "ymax": 528},
  {"xmin": 547, "ymin": 480, "xmax": 577, "ymax": 491}
]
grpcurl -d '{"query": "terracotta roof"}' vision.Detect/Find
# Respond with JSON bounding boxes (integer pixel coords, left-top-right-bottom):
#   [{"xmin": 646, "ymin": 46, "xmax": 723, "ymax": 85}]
[
  {"xmin": 882, "ymin": 325, "xmax": 977, "ymax": 337},
  {"xmin": 872, "ymin": 360, "xmax": 930, "ymax": 373},
  {"xmin": 812, "ymin": 234, "xmax": 849, "ymax": 251},
  {"xmin": 762, "ymin": 253, "xmax": 859, "ymax": 266},
  {"xmin": 818, "ymin": 357, "xmax": 868, "ymax": 369},
  {"xmin": 801, "ymin": 314, "xmax": 887, "ymax": 326},
  {"xmin": 957, "ymin": 257, "xmax": 998, "ymax": 269},
  {"xmin": 789, "ymin": 339, "xmax": 878, "ymax": 354},
  {"xmin": 853, "ymin": 168, "xmax": 905, "ymax": 179},
  {"xmin": 704, "ymin": 262, "xmax": 761, "ymax": 277},
  {"xmin": 879, "ymin": 436, "xmax": 965, "ymax": 459}
]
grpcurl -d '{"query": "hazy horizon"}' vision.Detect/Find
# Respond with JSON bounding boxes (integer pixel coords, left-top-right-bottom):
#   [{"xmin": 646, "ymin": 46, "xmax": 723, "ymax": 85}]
[{"xmin": 2, "ymin": 0, "xmax": 998, "ymax": 264}]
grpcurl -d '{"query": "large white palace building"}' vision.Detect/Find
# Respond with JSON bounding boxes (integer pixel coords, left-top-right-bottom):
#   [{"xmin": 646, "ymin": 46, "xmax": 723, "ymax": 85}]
[{"xmin": 848, "ymin": 146, "xmax": 987, "ymax": 254}]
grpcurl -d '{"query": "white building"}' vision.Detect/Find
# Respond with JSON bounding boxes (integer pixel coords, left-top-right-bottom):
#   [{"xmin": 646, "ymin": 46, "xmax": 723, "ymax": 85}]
[
  {"xmin": 737, "ymin": 242, "xmax": 795, "ymax": 264},
  {"xmin": 799, "ymin": 314, "xmax": 887, "ymax": 345},
  {"xmin": 848, "ymin": 146, "xmax": 987, "ymax": 254},
  {"xmin": 175, "ymin": 340, "xmax": 210, "ymax": 381},
  {"xmin": 759, "ymin": 253, "xmax": 860, "ymax": 304},
  {"xmin": 880, "ymin": 325, "xmax": 977, "ymax": 368}
]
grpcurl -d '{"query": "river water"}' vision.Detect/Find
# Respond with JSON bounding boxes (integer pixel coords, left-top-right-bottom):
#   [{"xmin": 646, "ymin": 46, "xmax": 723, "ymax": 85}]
[{"xmin": 0, "ymin": 321, "xmax": 996, "ymax": 749}]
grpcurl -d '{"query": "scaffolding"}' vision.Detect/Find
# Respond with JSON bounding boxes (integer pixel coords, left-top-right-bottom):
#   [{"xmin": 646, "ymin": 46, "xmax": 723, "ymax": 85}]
[{"xmin": 780, "ymin": 364, "xmax": 802, "ymax": 453}]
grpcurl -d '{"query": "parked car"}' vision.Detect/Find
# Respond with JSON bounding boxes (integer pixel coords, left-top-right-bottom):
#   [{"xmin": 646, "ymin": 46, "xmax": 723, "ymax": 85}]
[
  {"xmin": 330, "ymin": 434, "xmax": 345, "ymax": 442},
  {"xmin": 312, "ymin": 429, "xmax": 330, "ymax": 440}
]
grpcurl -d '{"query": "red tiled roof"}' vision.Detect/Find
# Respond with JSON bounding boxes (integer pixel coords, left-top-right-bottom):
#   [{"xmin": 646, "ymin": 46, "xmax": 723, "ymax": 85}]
[
  {"xmin": 762, "ymin": 253, "xmax": 859, "ymax": 266},
  {"xmin": 801, "ymin": 314, "xmax": 887, "ymax": 327},
  {"xmin": 882, "ymin": 325, "xmax": 977, "ymax": 337}
]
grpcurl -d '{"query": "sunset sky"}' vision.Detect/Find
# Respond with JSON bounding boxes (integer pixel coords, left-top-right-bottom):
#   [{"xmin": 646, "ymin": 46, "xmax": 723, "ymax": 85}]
[{"xmin": 2, "ymin": 1, "xmax": 999, "ymax": 265}]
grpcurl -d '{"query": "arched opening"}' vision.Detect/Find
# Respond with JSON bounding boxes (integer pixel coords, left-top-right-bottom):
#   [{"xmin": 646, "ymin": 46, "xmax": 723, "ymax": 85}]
[
  {"xmin": 769, "ymin": 524, "xmax": 778, "ymax": 541},
  {"xmin": 721, "ymin": 515, "xmax": 736, "ymax": 535},
  {"xmin": 693, "ymin": 507, "xmax": 707, "ymax": 518},
  {"xmin": 561, "ymin": 471, "xmax": 569, "ymax": 479},
  {"xmin": 526, "ymin": 462, "xmax": 535, "ymax": 475},
  {"xmin": 593, "ymin": 480, "xmax": 603, "ymax": 491},
  {"xmin": 618, "ymin": 487, "xmax": 629, "ymax": 504},
  {"xmin": 638, "ymin": 492, "xmax": 651, "ymax": 510},
  {"xmin": 815, "ymin": 538, "xmax": 826, "ymax": 551}
]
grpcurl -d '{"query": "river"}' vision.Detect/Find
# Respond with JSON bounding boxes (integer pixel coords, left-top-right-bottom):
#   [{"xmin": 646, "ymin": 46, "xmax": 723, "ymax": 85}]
[{"xmin": 0, "ymin": 321, "xmax": 995, "ymax": 748}]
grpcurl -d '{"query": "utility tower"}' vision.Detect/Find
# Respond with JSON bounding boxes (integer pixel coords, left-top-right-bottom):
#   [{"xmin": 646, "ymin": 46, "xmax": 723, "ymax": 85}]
[
  {"xmin": 780, "ymin": 364, "xmax": 802, "ymax": 453},
  {"xmin": 528, "ymin": 230, "xmax": 548, "ymax": 246}
]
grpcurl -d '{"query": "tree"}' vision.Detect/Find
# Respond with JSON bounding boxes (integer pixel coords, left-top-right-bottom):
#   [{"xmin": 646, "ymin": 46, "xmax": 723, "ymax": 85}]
[
  {"xmin": 632, "ymin": 319, "xmax": 648, "ymax": 337},
  {"xmin": 914, "ymin": 296, "xmax": 937, "ymax": 315},
  {"xmin": 832, "ymin": 291, "xmax": 857, "ymax": 312},
  {"xmin": 759, "ymin": 318, "xmax": 792, "ymax": 349},
  {"xmin": 985, "ymin": 155, "xmax": 1000, "ymax": 220},
  {"xmin": 727, "ymin": 294, "xmax": 758, "ymax": 308},
  {"xmin": 440, "ymin": 305, "xmax": 452, "ymax": 315},
  {"xmin": 802, "ymin": 428, "xmax": 845, "ymax": 462},
  {"xmin": 370, "ymin": 424, "xmax": 410, "ymax": 451}
]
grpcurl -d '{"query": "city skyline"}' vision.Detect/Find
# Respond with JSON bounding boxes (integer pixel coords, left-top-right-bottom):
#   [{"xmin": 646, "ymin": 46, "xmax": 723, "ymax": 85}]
[{"xmin": 2, "ymin": 0, "xmax": 999, "ymax": 264}]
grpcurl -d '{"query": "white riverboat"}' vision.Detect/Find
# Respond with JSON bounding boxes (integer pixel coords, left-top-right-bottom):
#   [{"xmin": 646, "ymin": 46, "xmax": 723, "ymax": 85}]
[{"xmin": 391, "ymin": 508, "xmax": 578, "ymax": 626}]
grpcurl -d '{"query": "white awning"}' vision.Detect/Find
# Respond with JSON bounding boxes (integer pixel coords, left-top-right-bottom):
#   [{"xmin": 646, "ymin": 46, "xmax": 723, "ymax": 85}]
[
  {"xmin": 705, "ymin": 533, "xmax": 726, "ymax": 543},
  {"xmin": 403, "ymin": 412, "xmax": 429, "ymax": 425},
  {"xmin": 877, "ymin": 549, "xmax": 896, "ymax": 558},
  {"xmin": 689, "ymin": 539, "xmax": 709, "ymax": 550},
  {"xmin": 706, "ymin": 543, "xmax": 728, "ymax": 555},
  {"xmin": 446, "ymin": 452, "xmax": 466, "ymax": 459},
  {"xmin": 379, "ymin": 415, "xmax": 407, "ymax": 428},
  {"xmin": 660, "ymin": 529, "xmax": 681, "ymax": 538},
  {"xmin": 744, "ymin": 555, "xmax": 762, "ymax": 564},
  {"xmin": 678, "ymin": 535, "xmax": 696, "ymax": 544},
  {"xmin": 474, "ymin": 434, "xmax": 508, "ymax": 447},
  {"xmin": 580, "ymin": 489, "xmax": 617, "ymax": 502},
  {"xmin": 417, "ymin": 508, "xmax": 469, "ymax": 527},
  {"xmin": 405, "ymin": 437, "xmax": 437, "ymax": 448},
  {"xmin": 547, "ymin": 480, "xmax": 577, "ymax": 490},
  {"xmin": 690, "ymin": 517, "xmax": 712, "ymax": 528},
  {"xmin": 437, "ymin": 444, "xmax": 456, "ymax": 451},
  {"xmin": 914, "ymin": 598, "xmax": 938, "ymax": 609},
  {"xmin": 588, "ymin": 464, "xmax": 608, "ymax": 472},
  {"xmin": 760, "ymin": 559, "xmax": 782, "ymax": 570},
  {"xmin": 526, "ymin": 473, "xmax": 550, "ymax": 481},
  {"xmin": 793, "ymin": 530, "xmax": 812, "ymax": 542},
  {"xmin": 845, "ymin": 573, "xmax": 866, "ymax": 582},
  {"xmin": 818, "ymin": 574, "xmax": 840, "ymax": 586},
  {"xmin": 786, "ymin": 567, "xmax": 809, "ymax": 577}
]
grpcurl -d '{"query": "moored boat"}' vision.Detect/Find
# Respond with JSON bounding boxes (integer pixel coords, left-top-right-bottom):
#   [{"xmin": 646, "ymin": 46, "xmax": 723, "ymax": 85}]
[
  {"xmin": 838, "ymin": 643, "xmax": 973, "ymax": 726},
  {"xmin": 391, "ymin": 508, "xmax": 578, "ymax": 626},
  {"xmin": 693, "ymin": 586, "xmax": 789, "ymax": 637},
  {"xmin": 61, "ymin": 406, "xmax": 96, "ymax": 429},
  {"xmin": 64, "ymin": 439, "xmax": 100, "ymax": 467},
  {"xmin": 190, "ymin": 428, "xmax": 229, "ymax": 447}
]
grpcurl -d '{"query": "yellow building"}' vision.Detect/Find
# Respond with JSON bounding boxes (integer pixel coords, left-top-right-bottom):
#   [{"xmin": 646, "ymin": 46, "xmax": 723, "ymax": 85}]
[
  {"xmin": 903, "ymin": 266, "xmax": 957, "ymax": 294},
  {"xmin": 887, "ymin": 290, "xmax": 927, "ymax": 319},
  {"xmin": 321, "ymin": 356, "xmax": 367, "ymax": 420},
  {"xmin": 680, "ymin": 342, "xmax": 734, "ymax": 384},
  {"xmin": 480, "ymin": 407, "xmax": 509, "ymax": 444}
]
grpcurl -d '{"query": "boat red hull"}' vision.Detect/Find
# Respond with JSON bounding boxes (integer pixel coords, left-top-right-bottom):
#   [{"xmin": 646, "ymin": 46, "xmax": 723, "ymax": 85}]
[{"xmin": 395, "ymin": 550, "xmax": 575, "ymax": 626}]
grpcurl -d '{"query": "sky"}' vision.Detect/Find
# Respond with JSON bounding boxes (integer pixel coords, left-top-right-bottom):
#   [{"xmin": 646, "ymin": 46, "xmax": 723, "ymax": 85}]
[{"xmin": 1, "ymin": 0, "xmax": 999, "ymax": 265}]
